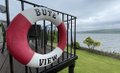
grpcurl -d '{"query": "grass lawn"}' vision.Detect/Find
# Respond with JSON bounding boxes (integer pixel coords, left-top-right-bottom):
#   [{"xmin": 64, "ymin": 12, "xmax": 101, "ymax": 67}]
[{"xmin": 59, "ymin": 49, "xmax": 120, "ymax": 73}]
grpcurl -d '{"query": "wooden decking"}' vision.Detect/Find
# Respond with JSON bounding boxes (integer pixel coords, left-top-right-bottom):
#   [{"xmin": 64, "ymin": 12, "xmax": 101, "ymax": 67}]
[
  {"xmin": 0, "ymin": 46, "xmax": 77, "ymax": 73},
  {"xmin": 0, "ymin": 49, "xmax": 10, "ymax": 73}
]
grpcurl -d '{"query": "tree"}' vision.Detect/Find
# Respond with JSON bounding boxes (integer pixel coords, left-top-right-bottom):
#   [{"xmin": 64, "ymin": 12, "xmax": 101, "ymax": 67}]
[
  {"xmin": 83, "ymin": 37, "xmax": 101, "ymax": 49},
  {"xmin": 92, "ymin": 41, "xmax": 101, "ymax": 49},
  {"xmin": 83, "ymin": 37, "xmax": 94, "ymax": 49},
  {"xmin": 0, "ymin": 23, "xmax": 5, "ymax": 53},
  {"xmin": 0, "ymin": 23, "xmax": 3, "ymax": 42}
]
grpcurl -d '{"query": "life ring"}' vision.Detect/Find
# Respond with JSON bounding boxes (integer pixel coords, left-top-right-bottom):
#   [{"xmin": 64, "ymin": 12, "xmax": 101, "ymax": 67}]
[{"xmin": 6, "ymin": 7, "xmax": 66, "ymax": 67}]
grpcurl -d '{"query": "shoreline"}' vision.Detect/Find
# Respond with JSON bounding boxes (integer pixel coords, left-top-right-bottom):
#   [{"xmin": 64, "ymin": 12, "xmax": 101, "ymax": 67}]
[{"xmin": 78, "ymin": 47, "xmax": 120, "ymax": 60}]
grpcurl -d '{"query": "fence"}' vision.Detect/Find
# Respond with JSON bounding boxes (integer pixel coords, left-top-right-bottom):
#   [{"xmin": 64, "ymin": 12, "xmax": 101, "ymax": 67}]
[{"xmin": 0, "ymin": 0, "xmax": 78, "ymax": 73}]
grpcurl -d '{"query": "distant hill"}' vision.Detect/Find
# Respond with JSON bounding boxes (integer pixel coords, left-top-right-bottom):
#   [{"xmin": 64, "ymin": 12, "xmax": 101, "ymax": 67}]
[{"xmin": 78, "ymin": 29, "xmax": 120, "ymax": 33}]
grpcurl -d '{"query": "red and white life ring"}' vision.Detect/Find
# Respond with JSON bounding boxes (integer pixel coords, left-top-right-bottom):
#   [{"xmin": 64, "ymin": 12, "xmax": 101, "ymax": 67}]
[{"xmin": 6, "ymin": 7, "xmax": 66, "ymax": 67}]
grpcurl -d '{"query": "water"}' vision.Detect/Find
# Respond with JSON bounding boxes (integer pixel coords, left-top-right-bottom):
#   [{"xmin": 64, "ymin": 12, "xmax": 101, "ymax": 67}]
[{"xmin": 76, "ymin": 33, "xmax": 120, "ymax": 53}]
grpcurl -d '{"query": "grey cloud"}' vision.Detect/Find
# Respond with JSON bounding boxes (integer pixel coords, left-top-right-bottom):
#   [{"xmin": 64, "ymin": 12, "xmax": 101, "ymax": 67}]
[{"xmin": 1, "ymin": 0, "xmax": 120, "ymax": 31}]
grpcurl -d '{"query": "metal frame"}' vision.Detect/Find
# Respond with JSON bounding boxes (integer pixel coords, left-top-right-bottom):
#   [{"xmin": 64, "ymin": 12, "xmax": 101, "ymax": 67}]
[{"xmin": 0, "ymin": 0, "xmax": 78, "ymax": 73}]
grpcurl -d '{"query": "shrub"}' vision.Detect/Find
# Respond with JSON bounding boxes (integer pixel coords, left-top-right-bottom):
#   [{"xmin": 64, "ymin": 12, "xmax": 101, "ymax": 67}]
[{"xmin": 75, "ymin": 42, "xmax": 80, "ymax": 49}]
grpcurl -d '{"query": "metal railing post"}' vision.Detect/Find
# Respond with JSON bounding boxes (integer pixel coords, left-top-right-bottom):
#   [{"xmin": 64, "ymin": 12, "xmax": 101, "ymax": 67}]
[
  {"xmin": 74, "ymin": 17, "xmax": 76, "ymax": 56},
  {"xmin": 70, "ymin": 16, "xmax": 73, "ymax": 57},
  {"xmin": 67, "ymin": 15, "xmax": 69, "ymax": 58},
  {"xmin": 5, "ymin": 0, "xmax": 14, "ymax": 73}
]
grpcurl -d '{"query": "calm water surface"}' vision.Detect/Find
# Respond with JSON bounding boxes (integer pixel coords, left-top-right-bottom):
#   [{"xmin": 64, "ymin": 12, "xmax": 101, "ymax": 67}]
[{"xmin": 76, "ymin": 33, "xmax": 120, "ymax": 53}]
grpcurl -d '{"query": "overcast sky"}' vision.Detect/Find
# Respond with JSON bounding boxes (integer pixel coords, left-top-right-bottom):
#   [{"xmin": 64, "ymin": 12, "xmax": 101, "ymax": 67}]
[{"xmin": 0, "ymin": 0, "xmax": 120, "ymax": 31}]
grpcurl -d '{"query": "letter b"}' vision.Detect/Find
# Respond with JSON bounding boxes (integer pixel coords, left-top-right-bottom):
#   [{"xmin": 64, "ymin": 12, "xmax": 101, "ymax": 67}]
[{"xmin": 34, "ymin": 9, "xmax": 41, "ymax": 16}]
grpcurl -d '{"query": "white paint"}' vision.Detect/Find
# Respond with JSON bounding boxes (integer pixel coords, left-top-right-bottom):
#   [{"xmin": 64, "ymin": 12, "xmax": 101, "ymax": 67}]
[
  {"xmin": 26, "ymin": 47, "xmax": 63, "ymax": 67},
  {"xmin": 20, "ymin": 7, "xmax": 62, "ymax": 26}
]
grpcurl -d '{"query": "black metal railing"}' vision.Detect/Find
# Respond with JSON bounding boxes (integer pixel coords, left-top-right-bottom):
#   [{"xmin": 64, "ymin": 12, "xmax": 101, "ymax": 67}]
[{"xmin": 0, "ymin": 0, "xmax": 78, "ymax": 73}]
